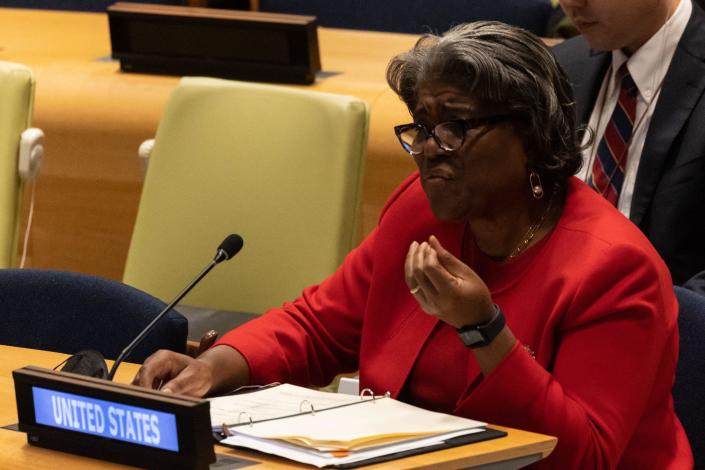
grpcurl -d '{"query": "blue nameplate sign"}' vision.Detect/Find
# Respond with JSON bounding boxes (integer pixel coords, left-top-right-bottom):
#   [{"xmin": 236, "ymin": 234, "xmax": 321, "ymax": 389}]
[
  {"xmin": 32, "ymin": 386, "xmax": 180, "ymax": 451},
  {"xmin": 14, "ymin": 366, "xmax": 215, "ymax": 469}
]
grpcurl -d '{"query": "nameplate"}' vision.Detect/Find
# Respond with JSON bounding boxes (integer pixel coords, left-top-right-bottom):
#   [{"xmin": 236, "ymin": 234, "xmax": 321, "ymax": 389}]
[
  {"xmin": 14, "ymin": 366, "xmax": 215, "ymax": 469},
  {"xmin": 107, "ymin": 3, "xmax": 322, "ymax": 84}
]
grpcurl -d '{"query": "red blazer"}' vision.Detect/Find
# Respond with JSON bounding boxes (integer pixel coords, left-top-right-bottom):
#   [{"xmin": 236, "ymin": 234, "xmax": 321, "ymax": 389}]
[{"xmin": 217, "ymin": 176, "xmax": 692, "ymax": 468}]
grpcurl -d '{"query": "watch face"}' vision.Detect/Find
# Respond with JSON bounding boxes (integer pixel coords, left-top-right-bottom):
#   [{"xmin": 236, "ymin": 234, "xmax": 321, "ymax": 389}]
[{"xmin": 459, "ymin": 329, "xmax": 486, "ymax": 347}]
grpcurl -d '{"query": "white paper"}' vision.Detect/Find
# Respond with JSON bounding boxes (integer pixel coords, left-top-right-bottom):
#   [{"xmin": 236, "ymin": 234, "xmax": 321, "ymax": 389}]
[
  {"xmin": 211, "ymin": 383, "xmax": 488, "ymax": 467},
  {"xmin": 209, "ymin": 383, "xmax": 360, "ymax": 427},
  {"xmin": 234, "ymin": 395, "xmax": 485, "ymax": 447},
  {"xmin": 221, "ymin": 428, "xmax": 484, "ymax": 468}
]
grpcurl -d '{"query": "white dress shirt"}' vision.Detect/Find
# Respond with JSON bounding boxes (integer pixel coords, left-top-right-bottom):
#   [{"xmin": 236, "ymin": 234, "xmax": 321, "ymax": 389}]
[{"xmin": 577, "ymin": 0, "xmax": 692, "ymax": 217}]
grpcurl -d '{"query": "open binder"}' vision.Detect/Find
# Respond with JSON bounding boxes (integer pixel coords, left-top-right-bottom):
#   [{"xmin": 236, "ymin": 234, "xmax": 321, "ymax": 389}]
[{"xmin": 209, "ymin": 383, "xmax": 506, "ymax": 468}]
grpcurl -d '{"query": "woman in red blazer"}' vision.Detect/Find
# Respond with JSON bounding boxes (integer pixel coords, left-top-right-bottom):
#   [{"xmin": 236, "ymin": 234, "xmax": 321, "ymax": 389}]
[{"xmin": 134, "ymin": 22, "xmax": 692, "ymax": 468}]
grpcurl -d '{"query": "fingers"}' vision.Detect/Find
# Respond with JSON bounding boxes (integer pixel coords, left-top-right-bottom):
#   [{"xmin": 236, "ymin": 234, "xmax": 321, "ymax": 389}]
[
  {"xmin": 406, "ymin": 235, "xmax": 494, "ymax": 328},
  {"xmin": 406, "ymin": 241, "xmax": 439, "ymax": 298},
  {"xmin": 405, "ymin": 241, "xmax": 428, "ymax": 297},
  {"xmin": 132, "ymin": 350, "xmax": 198, "ymax": 393},
  {"xmin": 404, "ymin": 241, "xmax": 418, "ymax": 289},
  {"xmin": 405, "ymin": 235, "xmax": 478, "ymax": 296},
  {"xmin": 132, "ymin": 349, "xmax": 178, "ymax": 389},
  {"xmin": 428, "ymin": 235, "xmax": 467, "ymax": 276},
  {"xmin": 428, "ymin": 235, "xmax": 489, "ymax": 299},
  {"xmin": 160, "ymin": 362, "xmax": 212, "ymax": 397},
  {"xmin": 419, "ymin": 243, "xmax": 458, "ymax": 294},
  {"xmin": 414, "ymin": 242, "xmax": 440, "ymax": 295},
  {"xmin": 132, "ymin": 349, "xmax": 214, "ymax": 398},
  {"xmin": 409, "ymin": 240, "xmax": 459, "ymax": 294}
]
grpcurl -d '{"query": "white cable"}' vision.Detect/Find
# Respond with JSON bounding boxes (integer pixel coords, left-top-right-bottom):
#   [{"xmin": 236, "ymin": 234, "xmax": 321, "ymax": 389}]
[{"xmin": 19, "ymin": 179, "xmax": 36, "ymax": 269}]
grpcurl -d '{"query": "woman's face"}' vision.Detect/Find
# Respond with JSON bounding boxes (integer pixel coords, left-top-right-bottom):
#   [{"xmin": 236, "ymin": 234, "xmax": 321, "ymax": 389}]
[{"xmin": 412, "ymin": 82, "xmax": 529, "ymax": 222}]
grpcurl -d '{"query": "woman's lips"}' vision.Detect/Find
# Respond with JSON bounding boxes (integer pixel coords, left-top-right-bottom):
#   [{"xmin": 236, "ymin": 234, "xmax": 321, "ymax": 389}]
[
  {"xmin": 423, "ymin": 172, "xmax": 453, "ymax": 185},
  {"xmin": 574, "ymin": 19, "xmax": 598, "ymax": 30}
]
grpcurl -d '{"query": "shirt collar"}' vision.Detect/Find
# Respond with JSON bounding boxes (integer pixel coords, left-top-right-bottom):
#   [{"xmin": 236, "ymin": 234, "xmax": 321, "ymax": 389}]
[{"xmin": 611, "ymin": 0, "xmax": 692, "ymax": 101}]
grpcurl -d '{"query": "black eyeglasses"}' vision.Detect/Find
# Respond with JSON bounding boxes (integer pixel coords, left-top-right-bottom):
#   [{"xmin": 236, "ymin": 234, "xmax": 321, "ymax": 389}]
[{"xmin": 393, "ymin": 115, "xmax": 510, "ymax": 156}]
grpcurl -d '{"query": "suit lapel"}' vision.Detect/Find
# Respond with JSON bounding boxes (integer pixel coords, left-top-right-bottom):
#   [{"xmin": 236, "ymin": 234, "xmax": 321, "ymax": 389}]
[
  {"xmin": 554, "ymin": 36, "xmax": 610, "ymax": 126},
  {"xmin": 575, "ymin": 51, "xmax": 610, "ymax": 126},
  {"xmin": 631, "ymin": 6, "xmax": 705, "ymax": 226}
]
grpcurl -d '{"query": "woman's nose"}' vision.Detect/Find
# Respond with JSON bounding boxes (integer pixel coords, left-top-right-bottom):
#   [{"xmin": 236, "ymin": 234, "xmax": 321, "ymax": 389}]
[{"xmin": 421, "ymin": 133, "xmax": 446, "ymax": 158}]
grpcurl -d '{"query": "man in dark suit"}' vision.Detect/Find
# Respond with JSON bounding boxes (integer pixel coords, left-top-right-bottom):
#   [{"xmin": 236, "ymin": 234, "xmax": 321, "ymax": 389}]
[{"xmin": 554, "ymin": 0, "xmax": 705, "ymax": 285}]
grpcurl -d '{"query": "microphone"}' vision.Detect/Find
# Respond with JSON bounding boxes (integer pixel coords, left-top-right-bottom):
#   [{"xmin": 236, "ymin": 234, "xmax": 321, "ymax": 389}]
[
  {"xmin": 213, "ymin": 233, "xmax": 244, "ymax": 264},
  {"xmin": 61, "ymin": 234, "xmax": 244, "ymax": 381}
]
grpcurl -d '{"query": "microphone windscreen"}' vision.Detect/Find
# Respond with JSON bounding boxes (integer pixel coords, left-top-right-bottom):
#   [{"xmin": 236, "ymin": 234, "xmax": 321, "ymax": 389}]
[
  {"xmin": 61, "ymin": 350, "xmax": 109, "ymax": 379},
  {"xmin": 218, "ymin": 234, "xmax": 244, "ymax": 260}
]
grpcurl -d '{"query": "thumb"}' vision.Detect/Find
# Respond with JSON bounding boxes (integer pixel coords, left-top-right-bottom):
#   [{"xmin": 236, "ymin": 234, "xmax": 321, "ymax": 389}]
[{"xmin": 428, "ymin": 235, "xmax": 467, "ymax": 275}]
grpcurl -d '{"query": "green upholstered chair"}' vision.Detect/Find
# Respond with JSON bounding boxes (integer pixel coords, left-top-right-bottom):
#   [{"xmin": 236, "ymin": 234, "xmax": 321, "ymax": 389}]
[
  {"xmin": 0, "ymin": 61, "xmax": 36, "ymax": 268},
  {"xmin": 124, "ymin": 77, "xmax": 369, "ymax": 314}
]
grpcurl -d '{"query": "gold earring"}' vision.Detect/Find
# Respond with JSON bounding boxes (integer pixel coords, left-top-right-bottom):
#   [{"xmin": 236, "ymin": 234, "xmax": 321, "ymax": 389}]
[{"xmin": 529, "ymin": 171, "xmax": 544, "ymax": 199}]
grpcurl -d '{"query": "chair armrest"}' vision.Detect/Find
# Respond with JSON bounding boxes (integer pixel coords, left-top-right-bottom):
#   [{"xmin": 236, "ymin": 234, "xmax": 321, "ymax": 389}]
[{"xmin": 186, "ymin": 329, "xmax": 219, "ymax": 357}]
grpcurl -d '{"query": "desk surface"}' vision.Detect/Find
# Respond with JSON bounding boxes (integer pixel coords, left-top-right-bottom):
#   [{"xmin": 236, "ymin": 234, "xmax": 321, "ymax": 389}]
[
  {"xmin": 0, "ymin": 7, "xmax": 418, "ymax": 279},
  {"xmin": 0, "ymin": 345, "xmax": 556, "ymax": 469}
]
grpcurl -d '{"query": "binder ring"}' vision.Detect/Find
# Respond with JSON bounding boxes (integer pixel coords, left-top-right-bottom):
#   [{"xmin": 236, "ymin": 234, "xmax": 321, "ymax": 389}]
[
  {"xmin": 359, "ymin": 388, "xmax": 376, "ymax": 402},
  {"xmin": 360, "ymin": 388, "xmax": 391, "ymax": 402},
  {"xmin": 238, "ymin": 411, "xmax": 254, "ymax": 427},
  {"xmin": 299, "ymin": 399, "xmax": 316, "ymax": 415}
]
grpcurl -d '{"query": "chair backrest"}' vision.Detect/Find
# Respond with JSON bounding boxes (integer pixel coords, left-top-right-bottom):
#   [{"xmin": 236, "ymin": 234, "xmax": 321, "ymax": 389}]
[
  {"xmin": 258, "ymin": 0, "xmax": 553, "ymax": 36},
  {"xmin": 0, "ymin": 61, "xmax": 34, "ymax": 269},
  {"xmin": 0, "ymin": 269, "xmax": 187, "ymax": 362},
  {"xmin": 123, "ymin": 77, "xmax": 369, "ymax": 314},
  {"xmin": 673, "ymin": 285, "xmax": 705, "ymax": 468}
]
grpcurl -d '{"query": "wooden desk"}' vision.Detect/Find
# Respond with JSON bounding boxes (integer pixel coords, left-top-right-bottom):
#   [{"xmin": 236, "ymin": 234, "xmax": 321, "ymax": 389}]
[
  {"xmin": 0, "ymin": 346, "xmax": 556, "ymax": 469},
  {"xmin": 0, "ymin": 8, "xmax": 418, "ymax": 279}
]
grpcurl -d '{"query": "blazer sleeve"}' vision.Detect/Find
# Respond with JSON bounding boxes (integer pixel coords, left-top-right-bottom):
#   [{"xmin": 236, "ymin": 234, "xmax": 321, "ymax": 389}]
[
  {"xmin": 455, "ymin": 243, "xmax": 680, "ymax": 469},
  {"xmin": 213, "ymin": 173, "xmax": 421, "ymax": 388}
]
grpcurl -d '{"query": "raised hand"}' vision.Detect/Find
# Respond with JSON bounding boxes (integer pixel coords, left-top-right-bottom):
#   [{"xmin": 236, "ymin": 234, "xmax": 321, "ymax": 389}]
[{"xmin": 405, "ymin": 235, "xmax": 495, "ymax": 328}]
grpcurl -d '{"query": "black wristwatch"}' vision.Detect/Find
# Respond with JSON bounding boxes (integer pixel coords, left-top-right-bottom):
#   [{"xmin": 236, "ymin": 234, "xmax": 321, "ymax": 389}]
[{"xmin": 457, "ymin": 304, "xmax": 506, "ymax": 348}]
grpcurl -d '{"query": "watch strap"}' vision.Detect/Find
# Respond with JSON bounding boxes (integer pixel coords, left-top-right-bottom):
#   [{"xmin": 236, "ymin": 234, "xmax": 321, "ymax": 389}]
[{"xmin": 457, "ymin": 304, "xmax": 506, "ymax": 348}]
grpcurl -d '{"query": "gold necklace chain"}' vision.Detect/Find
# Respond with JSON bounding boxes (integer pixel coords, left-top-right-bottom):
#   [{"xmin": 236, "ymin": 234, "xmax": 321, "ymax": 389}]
[{"xmin": 507, "ymin": 195, "xmax": 555, "ymax": 260}]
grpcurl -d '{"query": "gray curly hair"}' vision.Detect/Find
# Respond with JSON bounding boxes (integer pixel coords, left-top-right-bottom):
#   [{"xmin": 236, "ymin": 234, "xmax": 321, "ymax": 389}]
[{"xmin": 386, "ymin": 21, "xmax": 582, "ymax": 192}]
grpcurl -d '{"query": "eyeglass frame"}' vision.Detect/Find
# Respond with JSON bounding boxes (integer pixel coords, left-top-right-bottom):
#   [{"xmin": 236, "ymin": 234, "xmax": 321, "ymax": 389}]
[{"xmin": 393, "ymin": 114, "xmax": 511, "ymax": 156}]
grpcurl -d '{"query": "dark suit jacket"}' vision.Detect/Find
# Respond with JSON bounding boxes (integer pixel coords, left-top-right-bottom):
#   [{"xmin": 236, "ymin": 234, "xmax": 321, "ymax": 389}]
[
  {"xmin": 684, "ymin": 269, "xmax": 705, "ymax": 294},
  {"xmin": 553, "ymin": 4, "xmax": 705, "ymax": 285}
]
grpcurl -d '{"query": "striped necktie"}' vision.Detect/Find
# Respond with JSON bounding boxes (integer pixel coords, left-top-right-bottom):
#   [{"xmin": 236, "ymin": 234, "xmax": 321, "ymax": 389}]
[{"xmin": 588, "ymin": 68, "xmax": 638, "ymax": 206}]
